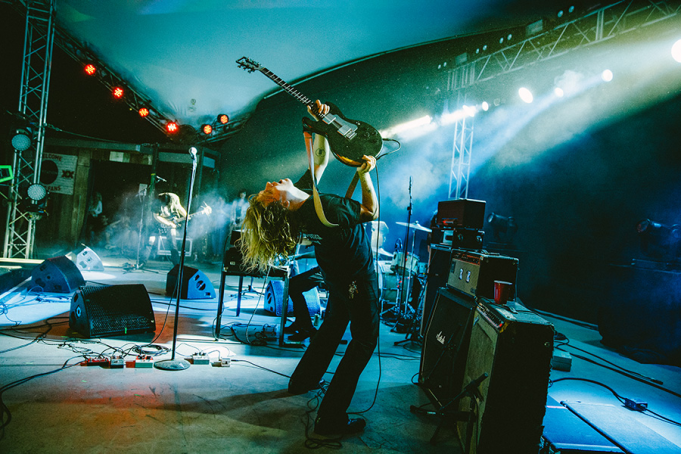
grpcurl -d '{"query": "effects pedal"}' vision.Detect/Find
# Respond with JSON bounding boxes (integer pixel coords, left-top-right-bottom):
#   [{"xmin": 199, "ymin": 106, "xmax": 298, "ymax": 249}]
[
  {"xmin": 82, "ymin": 357, "xmax": 109, "ymax": 366},
  {"xmin": 110, "ymin": 355, "xmax": 124, "ymax": 368},
  {"xmin": 191, "ymin": 353, "xmax": 210, "ymax": 365},
  {"xmin": 134, "ymin": 355, "xmax": 154, "ymax": 368}
]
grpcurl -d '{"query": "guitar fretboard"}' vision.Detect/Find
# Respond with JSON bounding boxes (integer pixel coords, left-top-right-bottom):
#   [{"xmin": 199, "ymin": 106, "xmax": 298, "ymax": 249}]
[{"xmin": 259, "ymin": 67, "xmax": 314, "ymax": 108}]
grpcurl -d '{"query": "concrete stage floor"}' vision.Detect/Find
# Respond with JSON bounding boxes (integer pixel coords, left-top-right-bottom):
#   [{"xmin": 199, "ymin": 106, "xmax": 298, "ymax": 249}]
[{"xmin": 1, "ymin": 252, "xmax": 680, "ymax": 453}]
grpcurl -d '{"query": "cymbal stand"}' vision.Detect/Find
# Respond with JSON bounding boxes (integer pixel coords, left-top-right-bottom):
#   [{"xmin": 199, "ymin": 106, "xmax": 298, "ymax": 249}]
[
  {"xmin": 394, "ymin": 273, "xmax": 426, "ymax": 346},
  {"xmin": 396, "ymin": 177, "xmax": 413, "ymax": 321}
]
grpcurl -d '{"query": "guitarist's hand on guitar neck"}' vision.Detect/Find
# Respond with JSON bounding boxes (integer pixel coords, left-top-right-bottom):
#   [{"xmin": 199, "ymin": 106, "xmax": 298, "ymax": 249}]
[{"xmin": 307, "ymin": 99, "xmax": 330, "ymax": 121}]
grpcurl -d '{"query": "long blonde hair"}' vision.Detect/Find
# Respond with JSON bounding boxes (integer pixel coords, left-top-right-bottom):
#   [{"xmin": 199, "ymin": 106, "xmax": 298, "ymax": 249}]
[{"xmin": 237, "ymin": 195, "xmax": 300, "ymax": 273}]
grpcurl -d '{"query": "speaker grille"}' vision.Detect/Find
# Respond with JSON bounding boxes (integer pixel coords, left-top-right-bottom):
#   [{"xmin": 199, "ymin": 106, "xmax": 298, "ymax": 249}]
[{"xmin": 71, "ymin": 285, "xmax": 155, "ymax": 338}]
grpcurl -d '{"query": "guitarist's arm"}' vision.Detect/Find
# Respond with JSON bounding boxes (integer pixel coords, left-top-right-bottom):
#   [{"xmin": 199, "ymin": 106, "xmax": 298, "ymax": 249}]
[
  {"xmin": 356, "ymin": 155, "xmax": 378, "ymax": 223},
  {"xmin": 307, "ymin": 100, "xmax": 331, "ymax": 182},
  {"xmin": 154, "ymin": 213, "xmax": 178, "ymax": 229}
]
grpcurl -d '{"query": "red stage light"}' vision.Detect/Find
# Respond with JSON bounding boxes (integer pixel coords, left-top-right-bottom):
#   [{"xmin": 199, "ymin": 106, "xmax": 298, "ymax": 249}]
[
  {"xmin": 218, "ymin": 114, "xmax": 229, "ymax": 124},
  {"xmin": 84, "ymin": 64, "xmax": 96, "ymax": 75},
  {"xmin": 201, "ymin": 124, "xmax": 213, "ymax": 135},
  {"xmin": 138, "ymin": 107, "xmax": 149, "ymax": 117},
  {"xmin": 166, "ymin": 121, "xmax": 179, "ymax": 133},
  {"xmin": 113, "ymin": 87, "xmax": 124, "ymax": 99}
]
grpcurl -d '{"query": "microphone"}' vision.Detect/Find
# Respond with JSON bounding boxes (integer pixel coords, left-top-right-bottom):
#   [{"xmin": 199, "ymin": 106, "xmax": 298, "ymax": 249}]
[
  {"xmin": 155, "ymin": 175, "xmax": 167, "ymax": 182},
  {"xmin": 188, "ymin": 147, "xmax": 198, "ymax": 160}
]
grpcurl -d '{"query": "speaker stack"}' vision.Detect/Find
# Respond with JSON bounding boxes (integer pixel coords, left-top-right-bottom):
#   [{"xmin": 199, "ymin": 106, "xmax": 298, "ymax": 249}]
[
  {"xmin": 166, "ymin": 265, "xmax": 216, "ymax": 299},
  {"xmin": 69, "ymin": 284, "xmax": 156, "ymax": 338},
  {"xmin": 264, "ymin": 280, "xmax": 321, "ymax": 317}
]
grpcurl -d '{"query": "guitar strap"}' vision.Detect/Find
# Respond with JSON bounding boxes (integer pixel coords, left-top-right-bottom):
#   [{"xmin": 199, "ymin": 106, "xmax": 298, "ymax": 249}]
[{"xmin": 304, "ymin": 131, "xmax": 338, "ymax": 228}]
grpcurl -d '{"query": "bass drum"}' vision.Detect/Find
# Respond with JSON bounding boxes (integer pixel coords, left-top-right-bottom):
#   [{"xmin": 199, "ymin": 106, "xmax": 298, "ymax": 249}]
[{"xmin": 377, "ymin": 261, "xmax": 409, "ymax": 306}]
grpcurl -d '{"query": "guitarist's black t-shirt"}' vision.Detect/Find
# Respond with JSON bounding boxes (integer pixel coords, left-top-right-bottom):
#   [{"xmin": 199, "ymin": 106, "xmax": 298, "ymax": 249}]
[{"xmin": 294, "ymin": 171, "xmax": 374, "ymax": 283}]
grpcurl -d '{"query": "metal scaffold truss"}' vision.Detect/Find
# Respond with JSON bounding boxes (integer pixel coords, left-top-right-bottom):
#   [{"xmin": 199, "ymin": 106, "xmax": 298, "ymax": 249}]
[
  {"xmin": 3, "ymin": 0, "xmax": 55, "ymax": 259},
  {"xmin": 444, "ymin": 0, "xmax": 681, "ymax": 199}
]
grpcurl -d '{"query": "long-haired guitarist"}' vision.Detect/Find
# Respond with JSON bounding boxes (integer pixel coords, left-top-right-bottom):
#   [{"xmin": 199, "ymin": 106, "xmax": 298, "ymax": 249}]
[
  {"xmin": 140, "ymin": 192, "xmax": 187, "ymax": 267},
  {"xmin": 238, "ymin": 100, "xmax": 379, "ymax": 437}
]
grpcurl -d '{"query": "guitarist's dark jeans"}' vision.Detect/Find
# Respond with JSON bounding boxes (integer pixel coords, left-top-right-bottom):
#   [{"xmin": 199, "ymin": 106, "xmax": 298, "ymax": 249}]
[{"xmin": 289, "ymin": 272, "xmax": 379, "ymax": 423}]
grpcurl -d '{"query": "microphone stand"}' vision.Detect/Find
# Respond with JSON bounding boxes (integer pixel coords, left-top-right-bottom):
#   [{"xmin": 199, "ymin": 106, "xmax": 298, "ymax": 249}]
[{"xmin": 155, "ymin": 147, "xmax": 198, "ymax": 371}]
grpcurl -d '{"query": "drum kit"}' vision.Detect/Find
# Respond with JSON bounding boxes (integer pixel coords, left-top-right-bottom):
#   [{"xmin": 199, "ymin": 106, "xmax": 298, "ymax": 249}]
[{"xmin": 374, "ymin": 220, "xmax": 432, "ymax": 335}]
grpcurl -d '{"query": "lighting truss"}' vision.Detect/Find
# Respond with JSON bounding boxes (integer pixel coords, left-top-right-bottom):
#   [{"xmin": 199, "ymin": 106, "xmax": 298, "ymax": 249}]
[
  {"xmin": 443, "ymin": 0, "xmax": 681, "ymax": 200},
  {"xmin": 3, "ymin": 0, "xmax": 55, "ymax": 259},
  {"xmin": 447, "ymin": 0, "xmax": 681, "ymax": 90}
]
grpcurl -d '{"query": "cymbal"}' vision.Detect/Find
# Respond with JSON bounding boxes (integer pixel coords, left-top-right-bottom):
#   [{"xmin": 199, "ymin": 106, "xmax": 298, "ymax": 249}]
[
  {"xmin": 373, "ymin": 247, "xmax": 393, "ymax": 257},
  {"xmin": 395, "ymin": 221, "xmax": 432, "ymax": 233}
]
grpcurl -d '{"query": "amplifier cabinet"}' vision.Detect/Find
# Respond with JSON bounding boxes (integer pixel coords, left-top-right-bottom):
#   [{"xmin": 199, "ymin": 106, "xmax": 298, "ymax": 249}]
[
  {"xmin": 419, "ymin": 288, "xmax": 477, "ymax": 408},
  {"xmin": 437, "ymin": 199, "xmax": 486, "ymax": 230},
  {"xmin": 447, "ymin": 250, "xmax": 518, "ymax": 299},
  {"xmin": 458, "ymin": 299, "xmax": 554, "ymax": 454}
]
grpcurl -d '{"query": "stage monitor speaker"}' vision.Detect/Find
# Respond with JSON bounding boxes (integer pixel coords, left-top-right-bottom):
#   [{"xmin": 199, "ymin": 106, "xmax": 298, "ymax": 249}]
[
  {"xmin": 265, "ymin": 280, "xmax": 321, "ymax": 317},
  {"xmin": 419, "ymin": 288, "xmax": 476, "ymax": 408},
  {"xmin": 69, "ymin": 284, "xmax": 156, "ymax": 338},
  {"xmin": 166, "ymin": 265, "xmax": 216, "ymax": 299},
  {"xmin": 32, "ymin": 256, "xmax": 85, "ymax": 293},
  {"xmin": 67, "ymin": 245, "xmax": 104, "ymax": 271},
  {"xmin": 421, "ymin": 245, "xmax": 453, "ymax": 336},
  {"xmin": 457, "ymin": 299, "xmax": 554, "ymax": 454}
]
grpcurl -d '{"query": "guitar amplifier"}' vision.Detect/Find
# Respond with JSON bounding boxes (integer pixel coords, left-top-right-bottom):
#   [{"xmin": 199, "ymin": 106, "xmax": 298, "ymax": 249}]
[
  {"xmin": 437, "ymin": 199, "xmax": 486, "ymax": 230},
  {"xmin": 447, "ymin": 250, "xmax": 518, "ymax": 299},
  {"xmin": 442, "ymin": 227, "xmax": 484, "ymax": 251}
]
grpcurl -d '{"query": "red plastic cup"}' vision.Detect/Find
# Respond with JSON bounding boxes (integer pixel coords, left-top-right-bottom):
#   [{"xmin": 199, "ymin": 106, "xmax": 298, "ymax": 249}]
[{"xmin": 494, "ymin": 280, "xmax": 513, "ymax": 305}]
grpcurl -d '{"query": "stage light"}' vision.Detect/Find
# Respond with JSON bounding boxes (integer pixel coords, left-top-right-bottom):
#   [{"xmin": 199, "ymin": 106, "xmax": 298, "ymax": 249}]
[
  {"xmin": 672, "ymin": 39, "xmax": 681, "ymax": 63},
  {"xmin": 218, "ymin": 114, "xmax": 229, "ymax": 124},
  {"xmin": 138, "ymin": 107, "xmax": 149, "ymax": 117},
  {"xmin": 27, "ymin": 183, "xmax": 47, "ymax": 202},
  {"xmin": 636, "ymin": 219, "xmax": 681, "ymax": 261},
  {"xmin": 200, "ymin": 124, "xmax": 213, "ymax": 135},
  {"xmin": 499, "ymin": 37, "xmax": 504, "ymax": 44},
  {"xmin": 518, "ymin": 87, "xmax": 534, "ymax": 103},
  {"xmin": 601, "ymin": 70, "xmax": 613, "ymax": 82},
  {"xmin": 557, "ymin": 10, "xmax": 564, "ymax": 18},
  {"xmin": 166, "ymin": 121, "xmax": 179, "ymax": 133},
  {"xmin": 569, "ymin": 6, "xmax": 575, "ymax": 13},
  {"xmin": 112, "ymin": 87, "xmax": 124, "ymax": 99},
  {"xmin": 507, "ymin": 34, "xmax": 513, "ymax": 41},
  {"xmin": 84, "ymin": 64, "xmax": 96, "ymax": 76},
  {"xmin": 481, "ymin": 101, "xmax": 489, "ymax": 111},
  {"xmin": 487, "ymin": 213, "xmax": 519, "ymax": 244},
  {"xmin": 11, "ymin": 128, "xmax": 32, "ymax": 151},
  {"xmin": 554, "ymin": 87, "xmax": 564, "ymax": 97},
  {"xmin": 482, "ymin": 44, "xmax": 488, "ymax": 51}
]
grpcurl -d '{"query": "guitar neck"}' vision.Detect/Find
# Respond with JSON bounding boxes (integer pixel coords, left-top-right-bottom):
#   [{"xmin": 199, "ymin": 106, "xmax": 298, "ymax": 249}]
[{"xmin": 258, "ymin": 67, "xmax": 314, "ymax": 108}]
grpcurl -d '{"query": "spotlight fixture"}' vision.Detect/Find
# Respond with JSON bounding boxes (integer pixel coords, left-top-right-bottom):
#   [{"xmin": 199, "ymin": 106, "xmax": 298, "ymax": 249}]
[
  {"xmin": 518, "ymin": 87, "xmax": 534, "ymax": 104},
  {"xmin": 636, "ymin": 219, "xmax": 681, "ymax": 261},
  {"xmin": 487, "ymin": 213, "xmax": 518, "ymax": 244},
  {"xmin": 200, "ymin": 124, "xmax": 213, "ymax": 135},
  {"xmin": 166, "ymin": 121, "xmax": 179, "ymax": 133},
  {"xmin": 481, "ymin": 101, "xmax": 489, "ymax": 111},
  {"xmin": 671, "ymin": 39, "xmax": 681, "ymax": 63},
  {"xmin": 138, "ymin": 107, "xmax": 149, "ymax": 117},
  {"xmin": 84, "ymin": 64, "xmax": 96, "ymax": 76},
  {"xmin": 557, "ymin": 10, "xmax": 564, "ymax": 18},
  {"xmin": 112, "ymin": 87, "xmax": 124, "ymax": 99},
  {"xmin": 27, "ymin": 183, "xmax": 47, "ymax": 202},
  {"xmin": 554, "ymin": 87, "xmax": 564, "ymax": 97},
  {"xmin": 601, "ymin": 70, "xmax": 613, "ymax": 82},
  {"xmin": 217, "ymin": 114, "xmax": 229, "ymax": 125},
  {"xmin": 11, "ymin": 128, "xmax": 32, "ymax": 152}
]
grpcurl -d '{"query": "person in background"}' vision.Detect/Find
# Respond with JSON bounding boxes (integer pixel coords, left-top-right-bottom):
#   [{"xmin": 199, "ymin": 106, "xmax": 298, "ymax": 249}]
[{"xmin": 140, "ymin": 192, "xmax": 187, "ymax": 267}]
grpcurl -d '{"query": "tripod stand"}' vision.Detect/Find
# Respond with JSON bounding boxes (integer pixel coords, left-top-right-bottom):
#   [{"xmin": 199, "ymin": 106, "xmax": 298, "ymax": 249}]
[{"xmin": 411, "ymin": 372, "xmax": 488, "ymax": 449}]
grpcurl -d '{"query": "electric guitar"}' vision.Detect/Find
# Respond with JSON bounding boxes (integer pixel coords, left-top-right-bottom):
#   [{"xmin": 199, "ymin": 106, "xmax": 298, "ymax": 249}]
[
  {"xmin": 236, "ymin": 56, "xmax": 383, "ymax": 167},
  {"xmin": 157, "ymin": 203, "xmax": 212, "ymax": 233}
]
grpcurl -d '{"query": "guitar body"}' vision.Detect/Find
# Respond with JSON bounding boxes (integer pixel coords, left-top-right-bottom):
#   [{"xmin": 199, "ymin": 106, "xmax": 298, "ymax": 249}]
[
  {"xmin": 303, "ymin": 103, "xmax": 383, "ymax": 167},
  {"xmin": 236, "ymin": 57, "xmax": 383, "ymax": 167}
]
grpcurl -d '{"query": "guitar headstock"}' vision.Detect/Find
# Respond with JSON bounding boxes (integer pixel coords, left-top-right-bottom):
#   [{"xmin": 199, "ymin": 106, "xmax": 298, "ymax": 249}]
[{"xmin": 236, "ymin": 57, "xmax": 262, "ymax": 73}]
